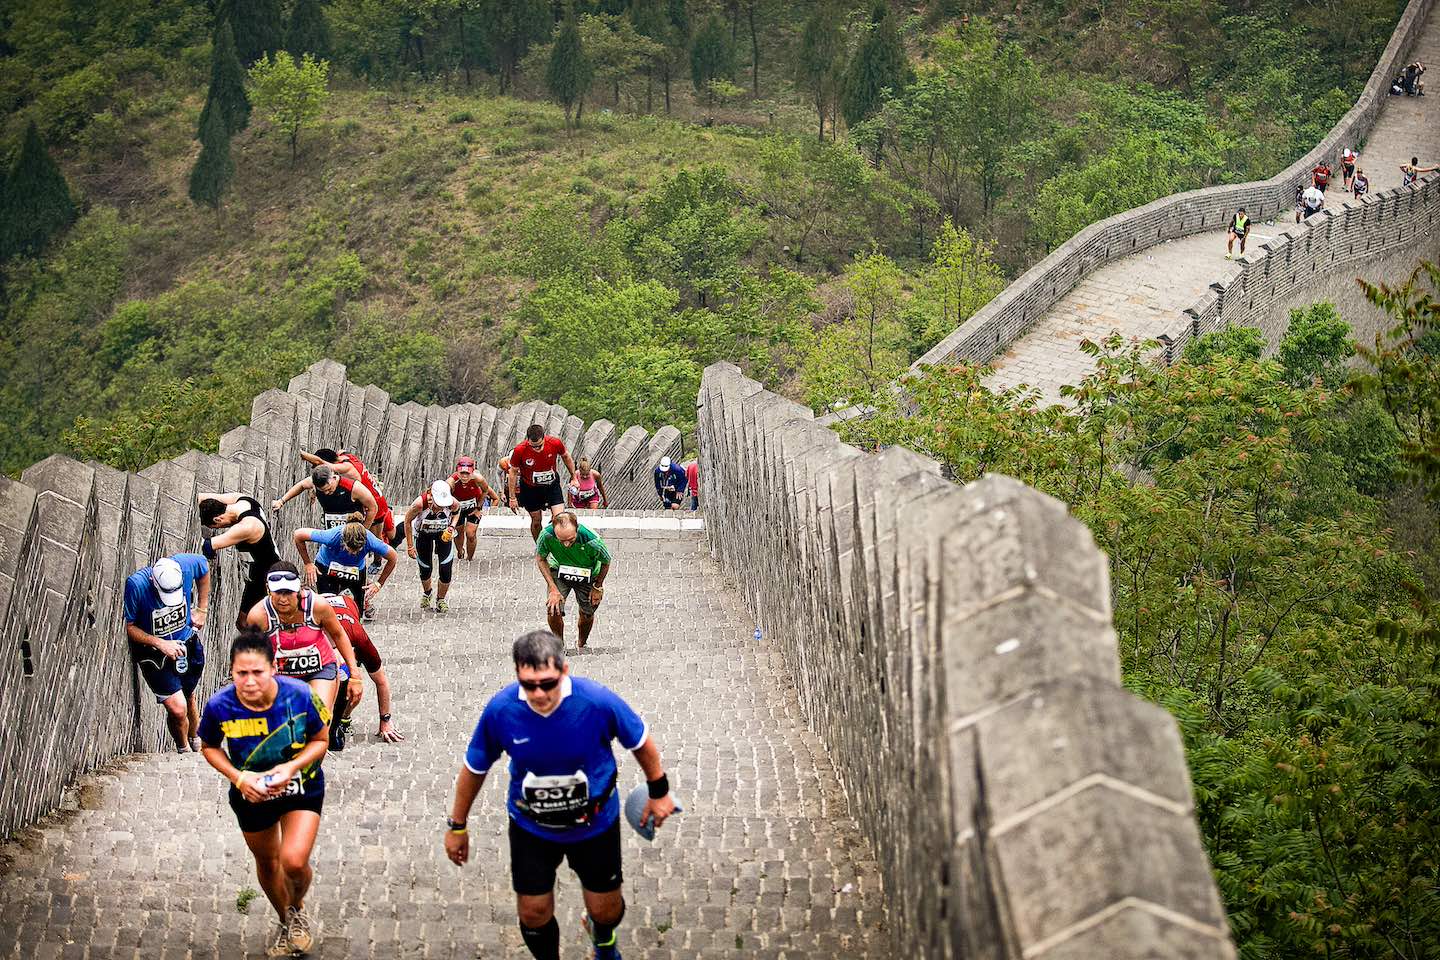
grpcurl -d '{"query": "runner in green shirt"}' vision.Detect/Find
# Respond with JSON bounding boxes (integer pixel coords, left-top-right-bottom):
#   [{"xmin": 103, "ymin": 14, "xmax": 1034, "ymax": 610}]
[{"xmin": 535, "ymin": 511, "xmax": 611, "ymax": 649}]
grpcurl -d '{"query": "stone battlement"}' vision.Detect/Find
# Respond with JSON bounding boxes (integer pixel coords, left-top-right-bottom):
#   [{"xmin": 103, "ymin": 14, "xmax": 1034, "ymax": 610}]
[{"xmin": 698, "ymin": 363, "xmax": 1234, "ymax": 959}]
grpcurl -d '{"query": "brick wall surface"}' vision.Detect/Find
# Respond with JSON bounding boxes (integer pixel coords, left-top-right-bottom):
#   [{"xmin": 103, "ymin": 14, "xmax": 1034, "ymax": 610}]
[
  {"xmin": 698, "ymin": 362, "xmax": 1236, "ymax": 959},
  {"xmin": 917, "ymin": 0, "xmax": 1438, "ymax": 370}
]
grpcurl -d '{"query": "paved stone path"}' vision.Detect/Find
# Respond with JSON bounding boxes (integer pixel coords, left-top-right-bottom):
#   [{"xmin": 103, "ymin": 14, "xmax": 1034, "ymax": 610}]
[
  {"xmin": 0, "ymin": 521, "xmax": 887, "ymax": 959},
  {"xmin": 987, "ymin": 1, "xmax": 1440, "ymax": 404}
]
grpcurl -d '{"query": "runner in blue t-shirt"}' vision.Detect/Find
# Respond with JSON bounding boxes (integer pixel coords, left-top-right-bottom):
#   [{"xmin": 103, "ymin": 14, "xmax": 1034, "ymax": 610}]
[
  {"xmin": 123, "ymin": 553, "xmax": 211, "ymax": 752},
  {"xmin": 198, "ymin": 631, "xmax": 330, "ymax": 959},
  {"xmin": 293, "ymin": 519, "xmax": 397, "ymax": 621},
  {"xmin": 444, "ymin": 630, "xmax": 678, "ymax": 960}
]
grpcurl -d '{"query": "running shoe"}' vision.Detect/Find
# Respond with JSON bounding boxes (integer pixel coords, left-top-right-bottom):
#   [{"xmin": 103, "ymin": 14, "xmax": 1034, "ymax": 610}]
[
  {"xmin": 287, "ymin": 905, "xmax": 315, "ymax": 954},
  {"xmin": 330, "ymin": 717, "xmax": 347, "ymax": 752},
  {"xmin": 436, "ymin": 598, "xmax": 449, "ymax": 614},
  {"xmin": 189, "ymin": 736, "xmax": 202, "ymax": 753},
  {"xmin": 420, "ymin": 593, "xmax": 432, "ymax": 610},
  {"xmin": 265, "ymin": 920, "xmax": 292, "ymax": 957},
  {"xmin": 581, "ymin": 913, "xmax": 622, "ymax": 960}
]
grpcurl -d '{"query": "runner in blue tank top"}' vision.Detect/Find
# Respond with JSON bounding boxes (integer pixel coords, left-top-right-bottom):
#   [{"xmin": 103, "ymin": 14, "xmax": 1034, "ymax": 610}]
[
  {"xmin": 444, "ymin": 630, "xmax": 678, "ymax": 960},
  {"xmin": 198, "ymin": 631, "xmax": 331, "ymax": 958}
]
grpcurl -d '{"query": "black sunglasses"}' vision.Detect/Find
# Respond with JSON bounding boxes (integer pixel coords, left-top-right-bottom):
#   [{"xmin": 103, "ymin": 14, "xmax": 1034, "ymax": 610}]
[{"xmin": 518, "ymin": 676, "xmax": 562, "ymax": 692}]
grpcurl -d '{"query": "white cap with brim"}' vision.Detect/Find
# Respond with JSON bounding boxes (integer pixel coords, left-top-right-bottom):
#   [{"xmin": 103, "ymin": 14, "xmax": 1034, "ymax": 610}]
[
  {"xmin": 623, "ymin": 782, "xmax": 682, "ymax": 841},
  {"xmin": 152, "ymin": 558, "xmax": 185, "ymax": 606},
  {"xmin": 266, "ymin": 570, "xmax": 302, "ymax": 593},
  {"xmin": 658, "ymin": 457, "xmax": 672, "ymax": 471},
  {"xmin": 430, "ymin": 479, "xmax": 455, "ymax": 507}
]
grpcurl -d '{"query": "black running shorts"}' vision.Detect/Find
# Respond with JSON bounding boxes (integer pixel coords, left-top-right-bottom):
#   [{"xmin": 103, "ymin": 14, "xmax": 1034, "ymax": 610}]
[
  {"xmin": 228, "ymin": 787, "xmax": 324, "ymax": 834},
  {"xmin": 517, "ymin": 480, "xmax": 564, "ymax": 513},
  {"xmin": 508, "ymin": 818, "xmax": 623, "ymax": 896}
]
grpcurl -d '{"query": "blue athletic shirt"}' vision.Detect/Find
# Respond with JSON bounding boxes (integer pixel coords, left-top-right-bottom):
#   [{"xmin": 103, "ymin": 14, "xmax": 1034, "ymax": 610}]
[
  {"xmin": 123, "ymin": 553, "xmax": 209, "ymax": 643},
  {"xmin": 198, "ymin": 675, "xmax": 330, "ymax": 800},
  {"xmin": 465, "ymin": 676, "xmax": 648, "ymax": 841},
  {"xmin": 310, "ymin": 526, "xmax": 390, "ymax": 571}
]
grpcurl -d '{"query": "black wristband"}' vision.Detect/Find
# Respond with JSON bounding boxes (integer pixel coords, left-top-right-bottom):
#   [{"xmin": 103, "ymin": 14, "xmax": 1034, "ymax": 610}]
[{"xmin": 647, "ymin": 774, "xmax": 670, "ymax": 799}]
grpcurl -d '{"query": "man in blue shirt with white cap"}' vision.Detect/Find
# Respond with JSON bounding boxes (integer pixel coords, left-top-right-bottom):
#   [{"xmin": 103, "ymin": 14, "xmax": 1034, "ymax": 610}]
[
  {"xmin": 444, "ymin": 630, "xmax": 677, "ymax": 960},
  {"xmin": 652, "ymin": 456, "xmax": 687, "ymax": 510},
  {"xmin": 123, "ymin": 553, "xmax": 211, "ymax": 752}
]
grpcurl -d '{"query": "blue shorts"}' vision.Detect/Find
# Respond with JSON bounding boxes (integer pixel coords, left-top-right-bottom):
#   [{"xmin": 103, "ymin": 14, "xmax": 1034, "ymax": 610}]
[{"xmin": 133, "ymin": 634, "xmax": 205, "ymax": 703}]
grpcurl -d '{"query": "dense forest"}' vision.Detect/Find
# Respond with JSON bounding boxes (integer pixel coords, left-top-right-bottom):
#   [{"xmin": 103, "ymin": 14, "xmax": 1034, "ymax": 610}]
[
  {"xmin": 0, "ymin": 0, "xmax": 1404, "ymax": 473},
  {"xmin": 3, "ymin": 1, "xmax": 1438, "ymax": 956}
]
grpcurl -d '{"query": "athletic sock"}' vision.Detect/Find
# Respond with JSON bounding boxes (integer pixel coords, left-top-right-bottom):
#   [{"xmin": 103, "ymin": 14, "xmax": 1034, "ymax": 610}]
[
  {"xmin": 587, "ymin": 899, "xmax": 626, "ymax": 953},
  {"xmin": 519, "ymin": 918, "xmax": 560, "ymax": 960}
]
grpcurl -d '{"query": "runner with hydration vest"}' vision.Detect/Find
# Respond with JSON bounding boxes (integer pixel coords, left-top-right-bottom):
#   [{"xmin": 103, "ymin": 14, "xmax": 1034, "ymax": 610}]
[{"xmin": 405, "ymin": 480, "xmax": 461, "ymax": 613}]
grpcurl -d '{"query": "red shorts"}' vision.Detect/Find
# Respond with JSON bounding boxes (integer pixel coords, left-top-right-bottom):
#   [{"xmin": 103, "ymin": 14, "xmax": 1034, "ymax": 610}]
[{"xmin": 374, "ymin": 500, "xmax": 395, "ymax": 535}]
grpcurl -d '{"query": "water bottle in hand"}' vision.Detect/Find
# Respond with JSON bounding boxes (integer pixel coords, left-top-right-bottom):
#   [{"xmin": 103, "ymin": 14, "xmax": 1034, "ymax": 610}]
[{"xmin": 175, "ymin": 640, "xmax": 188, "ymax": 674}]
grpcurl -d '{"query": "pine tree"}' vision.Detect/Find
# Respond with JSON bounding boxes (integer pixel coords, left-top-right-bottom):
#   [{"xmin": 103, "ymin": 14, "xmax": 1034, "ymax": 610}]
[
  {"xmin": 218, "ymin": 0, "xmax": 284, "ymax": 66},
  {"xmin": 0, "ymin": 121, "xmax": 77, "ymax": 261},
  {"xmin": 199, "ymin": 21, "xmax": 251, "ymax": 138},
  {"xmin": 630, "ymin": 0, "xmax": 667, "ymax": 113},
  {"xmin": 546, "ymin": 18, "xmax": 594, "ymax": 129},
  {"xmin": 188, "ymin": 102, "xmax": 235, "ymax": 209},
  {"xmin": 689, "ymin": 15, "xmax": 733, "ymax": 107},
  {"xmin": 661, "ymin": 0, "xmax": 690, "ymax": 113},
  {"xmin": 285, "ymin": 0, "xmax": 332, "ymax": 60},
  {"xmin": 840, "ymin": 0, "xmax": 909, "ymax": 129},
  {"xmin": 796, "ymin": 0, "xmax": 845, "ymax": 140}
]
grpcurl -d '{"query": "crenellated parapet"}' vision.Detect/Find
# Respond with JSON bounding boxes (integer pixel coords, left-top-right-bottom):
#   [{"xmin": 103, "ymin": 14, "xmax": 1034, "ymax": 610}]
[{"xmin": 698, "ymin": 362, "xmax": 1236, "ymax": 959}]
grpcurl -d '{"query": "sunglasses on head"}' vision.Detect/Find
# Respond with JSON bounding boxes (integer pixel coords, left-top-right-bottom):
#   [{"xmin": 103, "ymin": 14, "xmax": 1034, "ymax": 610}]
[{"xmin": 518, "ymin": 676, "xmax": 562, "ymax": 692}]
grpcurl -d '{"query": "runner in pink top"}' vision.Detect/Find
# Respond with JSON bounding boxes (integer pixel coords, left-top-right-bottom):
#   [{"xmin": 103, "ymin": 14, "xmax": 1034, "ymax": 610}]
[
  {"xmin": 567, "ymin": 457, "xmax": 608, "ymax": 509},
  {"xmin": 244, "ymin": 563, "xmax": 361, "ymax": 717}
]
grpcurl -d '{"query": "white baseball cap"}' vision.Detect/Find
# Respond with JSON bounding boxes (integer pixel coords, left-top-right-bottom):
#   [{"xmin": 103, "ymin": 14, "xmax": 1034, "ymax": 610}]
[
  {"xmin": 430, "ymin": 479, "xmax": 455, "ymax": 507},
  {"xmin": 658, "ymin": 456, "xmax": 672, "ymax": 470},
  {"xmin": 152, "ymin": 558, "xmax": 185, "ymax": 606}
]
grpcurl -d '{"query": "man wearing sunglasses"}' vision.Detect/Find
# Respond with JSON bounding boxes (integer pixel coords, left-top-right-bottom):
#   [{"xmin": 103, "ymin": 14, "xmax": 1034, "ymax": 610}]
[{"xmin": 444, "ymin": 630, "xmax": 676, "ymax": 960}]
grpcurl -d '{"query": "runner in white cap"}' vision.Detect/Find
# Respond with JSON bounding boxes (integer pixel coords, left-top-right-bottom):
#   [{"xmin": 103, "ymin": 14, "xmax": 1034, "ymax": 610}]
[
  {"xmin": 652, "ymin": 456, "xmax": 688, "ymax": 510},
  {"xmin": 123, "ymin": 553, "xmax": 211, "ymax": 751},
  {"xmin": 404, "ymin": 480, "xmax": 461, "ymax": 613}
]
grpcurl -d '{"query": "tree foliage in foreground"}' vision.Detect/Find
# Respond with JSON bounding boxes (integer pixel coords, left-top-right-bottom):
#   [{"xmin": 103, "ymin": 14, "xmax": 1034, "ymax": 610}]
[{"xmin": 840, "ymin": 267, "xmax": 1440, "ymax": 958}]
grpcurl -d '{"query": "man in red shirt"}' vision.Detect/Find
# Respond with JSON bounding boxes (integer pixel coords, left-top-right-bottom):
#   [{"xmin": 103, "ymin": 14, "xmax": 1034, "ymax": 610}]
[
  {"xmin": 1312, "ymin": 162, "xmax": 1332, "ymax": 193},
  {"xmin": 508, "ymin": 424, "xmax": 577, "ymax": 541},
  {"xmin": 321, "ymin": 591, "xmax": 404, "ymax": 744},
  {"xmin": 683, "ymin": 459, "xmax": 700, "ymax": 511}
]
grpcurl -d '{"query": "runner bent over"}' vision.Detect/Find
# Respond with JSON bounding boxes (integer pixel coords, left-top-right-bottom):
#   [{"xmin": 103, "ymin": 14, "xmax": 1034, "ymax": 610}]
[
  {"xmin": 199, "ymin": 630, "xmax": 330, "ymax": 957},
  {"xmin": 303, "ymin": 448, "xmax": 402, "ymax": 550},
  {"xmin": 448, "ymin": 457, "xmax": 500, "ymax": 560},
  {"xmin": 653, "ymin": 456, "xmax": 688, "ymax": 510},
  {"xmin": 322, "ymin": 591, "xmax": 404, "ymax": 743},
  {"xmin": 567, "ymin": 458, "xmax": 608, "ymax": 510},
  {"xmin": 245, "ymin": 563, "xmax": 361, "ymax": 723},
  {"xmin": 199, "ymin": 493, "xmax": 280, "ymax": 629},
  {"xmin": 124, "ymin": 554, "xmax": 211, "ymax": 752},
  {"xmin": 510, "ymin": 425, "xmax": 576, "ymax": 542},
  {"xmin": 536, "ymin": 511, "xmax": 611, "ymax": 649},
  {"xmin": 444, "ymin": 630, "xmax": 677, "ymax": 960},
  {"xmin": 405, "ymin": 480, "xmax": 460, "ymax": 613},
  {"xmin": 274, "ymin": 465, "xmax": 378, "ymax": 533},
  {"xmin": 293, "ymin": 520, "xmax": 398, "ymax": 621}
]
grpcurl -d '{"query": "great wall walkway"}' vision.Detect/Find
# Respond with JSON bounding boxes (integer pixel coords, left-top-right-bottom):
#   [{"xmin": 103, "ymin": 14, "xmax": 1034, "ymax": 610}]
[
  {"xmin": 0, "ymin": 517, "xmax": 888, "ymax": 959},
  {"xmin": 985, "ymin": 0, "xmax": 1440, "ymax": 404}
]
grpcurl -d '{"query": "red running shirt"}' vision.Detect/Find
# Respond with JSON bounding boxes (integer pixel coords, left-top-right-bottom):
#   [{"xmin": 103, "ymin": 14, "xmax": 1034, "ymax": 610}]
[
  {"xmin": 511, "ymin": 437, "xmax": 568, "ymax": 487},
  {"xmin": 320, "ymin": 592, "xmax": 382, "ymax": 672}
]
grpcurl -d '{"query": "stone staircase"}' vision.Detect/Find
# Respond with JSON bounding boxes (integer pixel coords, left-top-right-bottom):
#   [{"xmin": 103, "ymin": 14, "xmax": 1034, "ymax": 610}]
[{"xmin": 0, "ymin": 517, "xmax": 888, "ymax": 959}]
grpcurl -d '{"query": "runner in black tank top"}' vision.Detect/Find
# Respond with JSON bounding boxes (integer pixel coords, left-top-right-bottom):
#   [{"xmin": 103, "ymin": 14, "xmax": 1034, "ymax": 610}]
[
  {"xmin": 273, "ymin": 464, "xmax": 379, "ymax": 532},
  {"xmin": 198, "ymin": 492, "xmax": 285, "ymax": 628}
]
